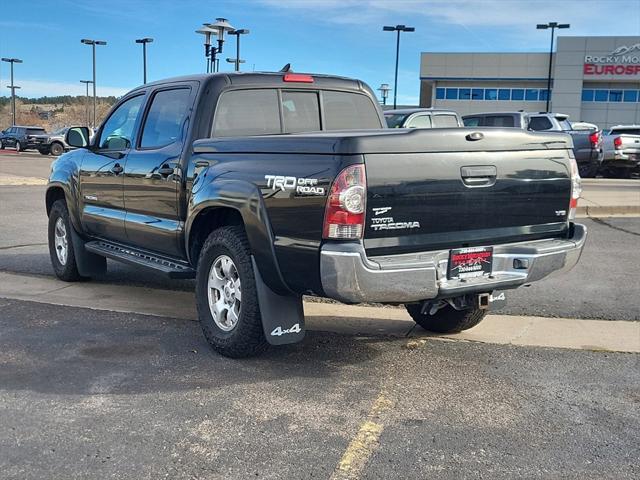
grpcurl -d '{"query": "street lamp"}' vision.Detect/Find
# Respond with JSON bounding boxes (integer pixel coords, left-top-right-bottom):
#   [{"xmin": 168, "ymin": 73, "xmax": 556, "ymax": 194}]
[
  {"xmin": 81, "ymin": 39, "xmax": 107, "ymax": 128},
  {"xmin": 135, "ymin": 38, "xmax": 154, "ymax": 84},
  {"xmin": 383, "ymin": 24, "xmax": 414, "ymax": 109},
  {"xmin": 1, "ymin": 57, "xmax": 23, "ymax": 125},
  {"xmin": 536, "ymin": 22, "xmax": 570, "ymax": 112},
  {"xmin": 226, "ymin": 29, "xmax": 250, "ymax": 72},
  {"xmin": 378, "ymin": 83, "xmax": 391, "ymax": 105},
  {"xmin": 204, "ymin": 18, "xmax": 235, "ymax": 72},
  {"xmin": 80, "ymin": 80, "xmax": 93, "ymax": 126},
  {"xmin": 195, "ymin": 26, "xmax": 217, "ymax": 73}
]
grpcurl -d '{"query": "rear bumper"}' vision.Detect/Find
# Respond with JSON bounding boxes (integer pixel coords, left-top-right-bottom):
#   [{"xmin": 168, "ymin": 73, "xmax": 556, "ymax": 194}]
[{"xmin": 320, "ymin": 223, "xmax": 587, "ymax": 304}]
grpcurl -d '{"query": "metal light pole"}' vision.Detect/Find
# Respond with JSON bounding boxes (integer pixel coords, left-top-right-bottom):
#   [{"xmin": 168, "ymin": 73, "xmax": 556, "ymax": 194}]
[
  {"xmin": 383, "ymin": 25, "xmax": 414, "ymax": 109},
  {"xmin": 80, "ymin": 80, "xmax": 93, "ymax": 126},
  {"xmin": 536, "ymin": 22, "xmax": 570, "ymax": 112},
  {"xmin": 378, "ymin": 83, "xmax": 391, "ymax": 105},
  {"xmin": 227, "ymin": 29, "xmax": 249, "ymax": 71},
  {"xmin": 135, "ymin": 38, "xmax": 153, "ymax": 84},
  {"xmin": 81, "ymin": 39, "xmax": 107, "ymax": 128},
  {"xmin": 1, "ymin": 58, "xmax": 23, "ymax": 125}
]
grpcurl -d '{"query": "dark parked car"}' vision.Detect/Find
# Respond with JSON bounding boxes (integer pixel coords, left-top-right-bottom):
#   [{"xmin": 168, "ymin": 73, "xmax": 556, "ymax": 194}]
[
  {"xmin": 0, "ymin": 125, "xmax": 48, "ymax": 151},
  {"xmin": 46, "ymin": 72, "xmax": 585, "ymax": 358},
  {"xmin": 462, "ymin": 112, "xmax": 604, "ymax": 177},
  {"xmin": 384, "ymin": 108, "xmax": 463, "ymax": 128}
]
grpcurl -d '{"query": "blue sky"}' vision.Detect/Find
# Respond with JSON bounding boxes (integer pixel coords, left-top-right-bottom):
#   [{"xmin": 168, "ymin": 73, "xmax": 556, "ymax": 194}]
[{"xmin": 1, "ymin": 0, "xmax": 639, "ymax": 104}]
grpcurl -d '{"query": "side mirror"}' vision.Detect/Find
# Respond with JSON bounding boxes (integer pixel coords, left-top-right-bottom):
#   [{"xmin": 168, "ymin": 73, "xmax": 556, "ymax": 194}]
[{"xmin": 65, "ymin": 127, "xmax": 90, "ymax": 148}]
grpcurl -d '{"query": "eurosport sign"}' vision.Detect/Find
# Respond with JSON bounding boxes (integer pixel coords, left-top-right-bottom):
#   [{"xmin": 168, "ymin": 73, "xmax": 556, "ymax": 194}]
[{"xmin": 584, "ymin": 43, "xmax": 640, "ymax": 76}]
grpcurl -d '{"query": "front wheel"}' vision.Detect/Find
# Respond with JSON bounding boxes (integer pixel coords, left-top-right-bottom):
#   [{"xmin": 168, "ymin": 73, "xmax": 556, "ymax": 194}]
[
  {"xmin": 0, "ymin": 140, "xmax": 4, "ymax": 149},
  {"xmin": 406, "ymin": 303, "xmax": 486, "ymax": 334},
  {"xmin": 195, "ymin": 226, "xmax": 268, "ymax": 358},
  {"xmin": 48, "ymin": 200, "xmax": 82, "ymax": 281},
  {"xmin": 15, "ymin": 141, "xmax": 22, "ymax": 152},
  {"xmin": 49, "ymin": 142, "xmax": 64, "ymax": 156}
]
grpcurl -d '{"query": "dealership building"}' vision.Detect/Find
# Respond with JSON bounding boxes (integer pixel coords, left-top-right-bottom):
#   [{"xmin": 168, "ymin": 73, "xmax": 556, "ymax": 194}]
[{"xmin": 419, "ymin": 36, "xmax": 640, "ymax": 128}]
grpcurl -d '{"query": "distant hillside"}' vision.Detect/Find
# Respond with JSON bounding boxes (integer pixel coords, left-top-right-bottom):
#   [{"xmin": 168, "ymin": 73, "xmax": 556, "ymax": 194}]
[{"xmin": 0, "ymin": 95, "xmax": 118, "ymax": 130}]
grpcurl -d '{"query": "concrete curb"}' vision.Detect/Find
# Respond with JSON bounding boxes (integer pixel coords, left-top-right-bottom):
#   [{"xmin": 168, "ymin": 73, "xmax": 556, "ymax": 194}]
[
  {"xmin": 576, "ymin": 205, "xmax": 640, "ymax": 217},
  {"xmin": 0, "ymin": 271, "xmax": 638, "ymax": 354}
]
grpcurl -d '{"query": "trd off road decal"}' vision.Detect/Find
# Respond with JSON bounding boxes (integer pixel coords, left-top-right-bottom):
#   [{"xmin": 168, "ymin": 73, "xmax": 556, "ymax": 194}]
[{"xmin": 264, "ymin": 175, "xmax": 325, "ymax": 196}]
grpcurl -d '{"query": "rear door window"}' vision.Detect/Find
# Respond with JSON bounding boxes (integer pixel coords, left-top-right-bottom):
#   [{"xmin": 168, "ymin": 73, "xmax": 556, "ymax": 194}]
[
  {"xmin": 281, "ymin": 91, "xmax": 320, "ymax": 133},
  {"xmin": 27, "ymin": 128, "xmax": 46, "ymax": 135},
  {"xmin": 528, "ymin": 116, "xmax": 553, "ymax": 131},
  {"xmin": 432, "ymin": 115, "xmax": 459, "ymax": 128},
  {"xmin": 140, "ymin": 88, "xmax": 191, "ymax": 148},
  {"xmin": 406, "ymin": 115, "xmax": 432, "ymax": 128},
  {"xmin": 322, "ymin": 91, "xmax": 381, "ymax": 130},
  {"xmin": 213, "ymin": 89, "xmax": 281, "ymax": 137}
]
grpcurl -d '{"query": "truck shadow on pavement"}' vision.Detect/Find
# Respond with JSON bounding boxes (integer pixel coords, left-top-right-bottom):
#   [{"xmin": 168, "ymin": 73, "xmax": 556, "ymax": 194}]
[{"xmin": 0, "ymin": 298, "xmax": 389, "ymax": 397}]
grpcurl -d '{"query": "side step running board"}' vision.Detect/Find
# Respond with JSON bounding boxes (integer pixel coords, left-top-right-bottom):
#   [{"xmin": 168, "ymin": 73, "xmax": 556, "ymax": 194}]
[{"xmin": 85, "ymin": 241, "xmax": 196, "ymax": 279}]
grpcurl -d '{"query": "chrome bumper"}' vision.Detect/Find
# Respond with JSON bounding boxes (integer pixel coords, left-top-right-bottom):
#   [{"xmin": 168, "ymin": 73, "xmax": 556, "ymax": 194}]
[{"xmin": 320, "ymin": 224, "xmax": 587, "ymax": 304}]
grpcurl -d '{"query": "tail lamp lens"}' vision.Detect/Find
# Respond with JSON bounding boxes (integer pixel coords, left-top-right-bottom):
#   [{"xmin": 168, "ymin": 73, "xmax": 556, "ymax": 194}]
[
  {"xmin": 589, "ymin": 132, "xmax": 600, "ymax": 147},
  {"xmin": 323, "ymin": 164, "xmax": 366, "ymax": 239},
  {"xmin": 569, "ymin": 156, "xmax": 581, "ymax": 220},
  {"xmin": 614, "ymin": 136, "xmax": 622, "ymax": 149}
]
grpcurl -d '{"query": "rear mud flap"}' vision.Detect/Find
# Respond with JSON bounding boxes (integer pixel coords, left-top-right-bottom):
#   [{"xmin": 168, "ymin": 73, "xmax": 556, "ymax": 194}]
[
  {"xmin": 252, "ymin": 258, "xmax": 305, "ymax": 345},
  {"xmin": 488, "ymin": 290, "xmax": 507, "ymax": 311}
]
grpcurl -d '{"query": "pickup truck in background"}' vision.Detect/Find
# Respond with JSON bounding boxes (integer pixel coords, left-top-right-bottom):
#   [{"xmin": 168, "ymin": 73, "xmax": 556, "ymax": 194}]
[
  {"xmin": 462, "ymin": 112, "xmax": 604, "ymax": 178},
  {"xmin": 47, "ymin": 72, "xmax": 586, "ymax": 358},
  {"xmin": 384, "ymin": 108, "xmax": 464, "ymax": 128},
  {"xmin": 33, "ymin": 127, "xmax": 72, "ymax": 156},
  {"xmin": 602, "ymin": 125, "xmax": 640, "ymax": 178}
]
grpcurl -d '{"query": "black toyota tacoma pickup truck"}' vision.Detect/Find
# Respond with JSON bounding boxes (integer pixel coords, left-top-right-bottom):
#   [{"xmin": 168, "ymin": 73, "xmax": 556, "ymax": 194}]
[{"xmin": 47, "ymin": 72, "xmax": 586, "ymax": 358}]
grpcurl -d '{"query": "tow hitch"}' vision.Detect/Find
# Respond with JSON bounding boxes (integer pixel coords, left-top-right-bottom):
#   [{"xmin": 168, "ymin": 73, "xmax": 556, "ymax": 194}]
[{"xmin": 421, "ymin": 291, "xmax": 507, "ymax": 315}]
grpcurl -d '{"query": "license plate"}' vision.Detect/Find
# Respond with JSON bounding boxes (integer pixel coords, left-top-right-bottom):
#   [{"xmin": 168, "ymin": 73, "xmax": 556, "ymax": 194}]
[{"xmin": 447, "ymin": 246, "xmax": 493, "ymax": 280}]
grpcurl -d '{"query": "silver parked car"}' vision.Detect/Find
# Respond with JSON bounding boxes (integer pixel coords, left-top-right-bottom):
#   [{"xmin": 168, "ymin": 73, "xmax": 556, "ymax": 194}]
[
  {"xmin": 602, "ymin": 125, "xmax": 640, "ymax": 178},
  {"xmin": 384, "ymin": 108, "xmax": 464, "ymax": 129}
]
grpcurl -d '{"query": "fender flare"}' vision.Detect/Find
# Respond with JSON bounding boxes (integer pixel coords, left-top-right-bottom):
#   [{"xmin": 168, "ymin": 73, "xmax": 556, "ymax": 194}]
[
  {"xmin": 46, "ymin": 154, "xmax": 84, "ymax": 234},
  {"xmin": 186, "ymin": 177, "xmax": 292, "ymax": 296}
]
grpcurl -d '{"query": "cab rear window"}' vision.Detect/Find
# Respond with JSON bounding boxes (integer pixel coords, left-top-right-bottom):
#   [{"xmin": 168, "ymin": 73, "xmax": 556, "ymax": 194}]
[{"xmin": 213, "ymin": 88, "xmax": 381, "ymax": 137}]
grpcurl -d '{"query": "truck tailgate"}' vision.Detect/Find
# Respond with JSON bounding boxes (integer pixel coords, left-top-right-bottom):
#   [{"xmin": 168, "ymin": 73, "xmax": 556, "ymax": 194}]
[{"xmin": 363, "ymin": 129, "xmax": 572, "ymax": 255}]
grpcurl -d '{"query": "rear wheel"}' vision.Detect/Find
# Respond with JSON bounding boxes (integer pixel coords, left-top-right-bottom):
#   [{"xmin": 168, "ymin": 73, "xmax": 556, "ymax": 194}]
[
  {"xmin": 48, "ymin": 199, "xmax": 82, "ymax": 281},
  {"xmin": 50, "ymin": 142, "xmax": 64, "ymax": 156},
  {"xmin": 195, "ymin": 226, "xmax": 268, "ymax": 358},
  {"xmin": 38, "ymin": 148, "xmax": 50, "ymax": 155},
  {"xmin": 406, "ymin": 303, "xmax": 486, "ymax": 334}
]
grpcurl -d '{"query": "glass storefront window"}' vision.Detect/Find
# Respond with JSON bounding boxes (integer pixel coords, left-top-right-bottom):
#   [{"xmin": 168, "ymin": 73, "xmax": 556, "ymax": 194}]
[
  {"xmin": 484, "ymin": 89, "xmax": 498, "ymax": 100},
  {"xmin": 498, "ymin": 89, "xmax": 510, "ymax": 100},
  {"xmin": 511, "ymin": 89, "xmax": 524, "ymax": 100}
]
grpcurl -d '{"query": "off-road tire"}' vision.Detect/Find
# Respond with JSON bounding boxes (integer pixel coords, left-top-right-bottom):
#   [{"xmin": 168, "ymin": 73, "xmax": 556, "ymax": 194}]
[
  {"xmin": 50, "ymin": 142, "xmax": 64, "ymax": 156},
  {"xmin": 195, "ymin": 226, "xmax": 268, "ymax": 358},
  {"xmin": 48, "ymin": 199, "xmax": 82, "ymax": 282},
  {"xmin": 405, "ymin": 303, "xmax": 486, "ymax": 334}
]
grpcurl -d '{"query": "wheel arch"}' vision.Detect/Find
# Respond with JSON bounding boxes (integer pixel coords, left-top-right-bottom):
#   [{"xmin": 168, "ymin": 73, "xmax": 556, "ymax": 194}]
[{"xmin": 186, "ymin": 178, "xmax": 292, "ymax": 296}]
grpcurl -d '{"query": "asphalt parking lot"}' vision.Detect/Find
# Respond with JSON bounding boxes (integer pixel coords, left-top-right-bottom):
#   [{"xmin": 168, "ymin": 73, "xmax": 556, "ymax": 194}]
[{"xmin": 1, "ymin": 152, "xmax": 639, "ymax": 479}]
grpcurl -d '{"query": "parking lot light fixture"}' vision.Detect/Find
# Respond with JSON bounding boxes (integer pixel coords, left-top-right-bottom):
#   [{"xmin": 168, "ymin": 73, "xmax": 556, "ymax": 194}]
[
  {"xmin": 81, "ymin": 39, "xmax": 107, "ymax": 128},
  {"xmin": 135, "ymin": 38, "xmax": 154, "ymax": 84},
  {"xmin": 536, "ymin": 22, "xmax": 570, "ymax": 112},
  {"xmin": 382, "ymin": 25, "xmax": 415, "ymax": 109},
  {"xmin": 2, "ymin": 57, "xmax": 23, "ymax": 125},
  {"xmin": 378, "ymin": 83, "xmax": 391, "ymax": 105},
  {"xmin": 205, "ymin": 18, "xmax": 235, "ymax": 72},
  {"xmin": 227, "ymin": 29, "xmax": 250, "ymax": 72}
]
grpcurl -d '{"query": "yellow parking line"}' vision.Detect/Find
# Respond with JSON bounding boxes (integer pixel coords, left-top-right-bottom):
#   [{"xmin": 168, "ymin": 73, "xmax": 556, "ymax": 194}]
[{"xmin": 331, "ymin": 391, "xmax": 394, "ymax": 480}]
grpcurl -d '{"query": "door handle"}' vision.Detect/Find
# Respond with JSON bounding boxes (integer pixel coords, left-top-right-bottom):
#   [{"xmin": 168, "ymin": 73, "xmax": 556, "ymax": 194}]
[
  {"xmin": 111, "ymin": 163, "xmax": 123, "ymax": 175},
  {"xmin": 461, "ymin": 165, "xmax": 497, "ymax": 187},
  {"xmin": 157, "ymin": 164, "xmax": 175, "ymax": 176}
]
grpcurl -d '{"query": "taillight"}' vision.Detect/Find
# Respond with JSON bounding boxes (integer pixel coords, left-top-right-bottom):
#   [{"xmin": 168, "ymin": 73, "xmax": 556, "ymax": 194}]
[
  {"xmin": 614, "ymin": 136, "xmax": 622, "ymax": 149},
  {"xmin": 323, "ymin": 164, "xmax": 366, "ymax": 239},
  {"xmin": 589, "ymin": 132, "xmax": 600, "ymax": 147},
  {"xmin": 568, "ymin": 156, "xmax": 581, "ymax": 220}
]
